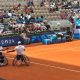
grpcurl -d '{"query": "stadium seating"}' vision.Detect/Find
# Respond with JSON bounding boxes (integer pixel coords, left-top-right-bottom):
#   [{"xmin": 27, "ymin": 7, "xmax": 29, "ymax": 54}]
[{"xmin": 42, "ymin": 39, "xmax": 51, "ymax": 45}]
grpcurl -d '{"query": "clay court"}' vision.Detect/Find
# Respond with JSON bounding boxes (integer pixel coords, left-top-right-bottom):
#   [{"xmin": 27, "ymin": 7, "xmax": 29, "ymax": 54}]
[{"xmin": 0, "ymin": 40, "xmax": 80, "ymax": 80}]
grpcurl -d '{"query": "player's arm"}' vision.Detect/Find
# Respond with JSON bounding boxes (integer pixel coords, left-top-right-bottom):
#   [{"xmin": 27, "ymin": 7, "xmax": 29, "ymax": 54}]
[
  {"xmin": 8, "ymin": 50, "xmax": 15, "ymax": 52},
  {"xmin": 7, "ymin": 47, "xmax": 16, "ymax": 53},
  {"xmin": 2, "ymin": 47, "xmax": 9, "ymax": 51}
]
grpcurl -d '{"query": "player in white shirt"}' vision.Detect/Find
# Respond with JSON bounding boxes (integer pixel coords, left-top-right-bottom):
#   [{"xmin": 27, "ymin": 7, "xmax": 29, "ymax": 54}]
[
  {"xmin": 8, "ymin": 41, "xmax": 30, "ymax": 66},
  {"xmin": 8, "ymin": 41, "xmax": 25, "ymax": 61}
]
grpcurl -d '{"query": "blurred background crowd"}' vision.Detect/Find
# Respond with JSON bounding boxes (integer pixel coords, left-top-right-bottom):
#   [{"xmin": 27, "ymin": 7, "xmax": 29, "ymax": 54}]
[{"xmin": 0, "ymin": 0, "xmax": 80, "ymax": 36}]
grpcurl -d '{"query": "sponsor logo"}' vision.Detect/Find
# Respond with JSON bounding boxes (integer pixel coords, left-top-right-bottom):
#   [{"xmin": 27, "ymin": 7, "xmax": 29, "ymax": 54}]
[{"xmin": 0, "ymin": 39, "xmax": 15, "ymax": 45}]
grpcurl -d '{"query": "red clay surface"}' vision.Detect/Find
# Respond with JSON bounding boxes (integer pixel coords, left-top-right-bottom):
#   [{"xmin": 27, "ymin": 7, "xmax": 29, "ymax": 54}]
[{"xmin": 0, "ymin": 40, "xmax": 80, "ymax": 80}]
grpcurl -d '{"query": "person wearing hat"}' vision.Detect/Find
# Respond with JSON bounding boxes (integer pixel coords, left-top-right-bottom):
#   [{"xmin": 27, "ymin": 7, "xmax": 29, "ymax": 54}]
[{"xmin": 8, "ymin": 41, "xmax": 25, "ymax": 62}]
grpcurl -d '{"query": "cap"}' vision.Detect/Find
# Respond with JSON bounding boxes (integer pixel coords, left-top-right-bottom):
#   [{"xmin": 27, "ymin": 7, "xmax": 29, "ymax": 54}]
[{"xmin": 17, "ymin": 41, "xmax": 21, "ymax": 45}]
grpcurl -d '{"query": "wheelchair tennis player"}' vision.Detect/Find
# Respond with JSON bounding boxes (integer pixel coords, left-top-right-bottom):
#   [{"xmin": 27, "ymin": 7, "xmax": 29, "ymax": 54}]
[
  {"xmin": 8, "ymin": 41, "xmax": 30, "ymax": 66},
  {"xmin": 0, "ymin": 45, "xmax": 8, "ymax": 66}
]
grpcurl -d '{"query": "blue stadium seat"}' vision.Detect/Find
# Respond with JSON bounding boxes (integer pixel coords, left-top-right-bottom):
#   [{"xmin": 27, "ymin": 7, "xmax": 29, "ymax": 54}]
[
  {"xmin": 42, "ymin": 39, "xmax": 51, "ymax": 45},
  {"xmin": 50, "ymin": 34, "xmax": 57, "ymax": 43}
]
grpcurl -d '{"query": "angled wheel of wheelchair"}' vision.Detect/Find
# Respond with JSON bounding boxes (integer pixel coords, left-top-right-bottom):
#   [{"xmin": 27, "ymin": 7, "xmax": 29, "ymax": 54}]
[
  {"xmin": 3, "ymin": 56, "xmax": 8, "ymax": 66},
  {"xmin": 12, "ymin": 56, "xmax": 18, "ymax": 66},
  {"xmin": 3, "ymin": 56, "xmax": 8, "ymax": 65},
  {"xmin": 23, "ymin": 55, "xmax": 30, "ymax": 66}
]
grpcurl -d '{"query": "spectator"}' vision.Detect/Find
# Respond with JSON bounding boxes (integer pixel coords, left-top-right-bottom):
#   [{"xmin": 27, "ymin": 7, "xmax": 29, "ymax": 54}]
[
  {"xmin": 29, "ymin": 16, "xmax": 35, "ymax": 23},
  {"xmin": 39, "ymin": 15, "xmax": 45, "ymax": 22},
  {"xmin": 27, "ymin": 0, "xmax": 34, "ymax": 7},
  {"xmin": 20, "ymin": 31, "xmax": 30, "ymax": 44},
  {"xmin": 24, "ymin": 17, "xmax": 29, "ymax": 24},
  {"xmin": 26, "ymin": 13, "xmax": 32, "ymax": 20},
  {"xmin": 49, "ymin": 2, "xmax": 56, "ymax": 12},
  {"xmin": 40, "ymin": 0, "xmax": 44, "ymax": 7},
  {"xmin": 69, "ymin": 15, "xmax": 74, "ymax": 24},
  {"xmin": 7, "ymin": 10, "xmax": 12, "ymax": 18},
  {"xmin": 60, "ymin": 11, "xmax": 67, "ymax": 19},
  {"xmin": 44, "ymin": 22, "xmax": 51, "ymax": 30}
]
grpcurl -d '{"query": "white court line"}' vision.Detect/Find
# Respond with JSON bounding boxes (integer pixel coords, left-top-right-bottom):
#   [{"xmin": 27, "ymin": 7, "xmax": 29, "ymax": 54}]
[
  {"xmin": 30, "ymin": 62, "xmax": 80, "ymax": 73},
  {"xmin": 7, "ymin": 57, "xmax": 80, "ymax": 73}
]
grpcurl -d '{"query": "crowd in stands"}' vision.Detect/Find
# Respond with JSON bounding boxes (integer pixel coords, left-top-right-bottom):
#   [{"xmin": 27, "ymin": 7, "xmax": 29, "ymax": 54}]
[
  {"xmin": 40, "ymin": 0, "xmax": 79, "ymax": 12},
  {"xmin": 0, "ymin": 3, "xmax": 50, "ymax": 35},
  {"xmin": 0, "ymin": 0, "xmax": 80, "ymax": 35}
]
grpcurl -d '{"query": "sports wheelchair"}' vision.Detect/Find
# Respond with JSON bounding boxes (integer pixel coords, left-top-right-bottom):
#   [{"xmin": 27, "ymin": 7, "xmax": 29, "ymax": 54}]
[
  {"xmin": 0, "ymin": 55, "xmax": 8, "ymax": 67},
  {"xmin": 12, "ymin": 55, "xmax": 30, "ymax": 66}
]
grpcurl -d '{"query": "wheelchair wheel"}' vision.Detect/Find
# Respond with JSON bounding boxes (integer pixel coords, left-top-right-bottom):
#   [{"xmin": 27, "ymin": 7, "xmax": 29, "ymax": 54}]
[
  {"xmin": 23, "ymin": 55, "xmax": 30, "ymax": 66},
  {"xmin": 12, "ymin": 56, "xmax": 18, "ymax": 66},
  {"xmin": 24, "ymin": 55, "xmax": 30, "ymax": 66},
  {"xmin": 12, "ymin": 55, "xmax": 30, "ymax": 66},
  {"xmin": 2, "ymin": 56, "xmax": 8, "ymax": 66}
]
